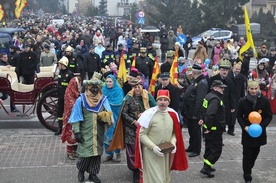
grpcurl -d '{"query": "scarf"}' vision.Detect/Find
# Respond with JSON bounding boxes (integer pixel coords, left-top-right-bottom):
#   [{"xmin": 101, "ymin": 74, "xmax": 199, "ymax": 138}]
[
  {"xmin": 246, "ymin": 91, "xmax": 260, "ymax": 109},
  {"xmin": 127, "ymin": 85, "xmax": 150, "ymax": 110},
  {"xmin": 102, "ymin": 75, "xmax": 124, "ymax": 106},
  {"xmin": 84, "ymin": 85, "xmax": 103, "ymax": 108}
]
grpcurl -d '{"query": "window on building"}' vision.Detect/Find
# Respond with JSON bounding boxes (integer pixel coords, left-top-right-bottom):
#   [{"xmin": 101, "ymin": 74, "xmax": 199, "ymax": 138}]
[
  {"xmin": 124, "ymin": 8, "xmax": 130, "ymax": 15},
  {"xmin": 273, "ymin": 5, "xmax": 276, "ymax": 17}
]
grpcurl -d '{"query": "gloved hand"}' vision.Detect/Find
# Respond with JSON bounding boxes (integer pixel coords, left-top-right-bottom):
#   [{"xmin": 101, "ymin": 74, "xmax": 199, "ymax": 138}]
[
  {"xmin": 153, "ymin": 146, "xmax": 164, "ymax": 156},
  {"xmin": 98, "ymin": 111, "xmax": 113, "ymax": 126},
  {"xmin": 75, "ymin": 133, "xmax": 83, "ymax": 144},
  {"xmin": 171, "ymin": 145, "xmax": 177, "ymax": 154}
]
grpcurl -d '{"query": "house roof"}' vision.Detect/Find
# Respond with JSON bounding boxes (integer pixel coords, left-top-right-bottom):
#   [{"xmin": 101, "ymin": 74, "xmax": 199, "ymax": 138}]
[{"xmin": 252, "ymin": 0, "xmax": 267, "ymax": 5}]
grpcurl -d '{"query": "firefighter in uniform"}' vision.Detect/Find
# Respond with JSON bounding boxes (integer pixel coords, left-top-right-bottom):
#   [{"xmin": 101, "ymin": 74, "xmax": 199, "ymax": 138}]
[
  {"xmin": 55, "ymin": 56, "xmax": 74, "ymax": 135},
  {"xmin": 128, "ymin": 41, "xmax": 140, "ymax": 64},
  {"xmin": 199, "ymin": 80, "xmax": 227, "ymax": 178},
  {"xmin": 115, "ymin": 43, "xmax": 131, "ymax": 69},
  {"xmin": 101, "ymin": 44, "xmax": 115, "ymax": 67},
  {"xmin": 135, "ymin": 47, "xmax": 153, "ymax": 85},
  {"xmin": 64, "ymin": 46, "xmax": 83, "ymax": 76},
  {"xmin": 147, "ymin": 42, "xmax": 156, "ymax": 64}
]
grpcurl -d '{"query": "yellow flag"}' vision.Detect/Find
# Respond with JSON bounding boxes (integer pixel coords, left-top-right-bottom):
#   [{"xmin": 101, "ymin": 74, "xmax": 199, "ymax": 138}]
[
  {"xmin": 117, "ymin": 52, "xmax": 127, "ymax": 86},
  {"xmin": 239, "ymin": 6, "xmax": 258, "ymax": 60},
  {"xmin": 148, "ymin": 56, "xmax": 160, "ymax": 96},
  {"xmin": 14, "ymin": 0, "xmax": 27, "ymax": 19},
  {"xmin": 170, "ymin": 51, "xmax": 178, "ymax": 86},
  {"xmin": 0, "ymin": 4, "xmax": 4, "ymax": 21}
]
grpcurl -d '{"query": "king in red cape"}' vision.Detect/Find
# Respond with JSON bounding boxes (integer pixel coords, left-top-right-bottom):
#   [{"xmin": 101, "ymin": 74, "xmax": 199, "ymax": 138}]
[{"xmin": 134, "ymin": 90, "xmax": 188, "ymax": 183}]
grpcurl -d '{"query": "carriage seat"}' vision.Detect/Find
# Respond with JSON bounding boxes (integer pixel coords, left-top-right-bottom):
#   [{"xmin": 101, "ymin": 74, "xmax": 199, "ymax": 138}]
[
  {"xmin": 37, "ymin": 65, "xmax": 56, "ymax": 78},
  {"xmin": 0, "ymin": 66, "xmax": 34, "ymax": 92},
  {"xmin": 0, "ymin": 66, "xmax": 19, "ymax": 91}
]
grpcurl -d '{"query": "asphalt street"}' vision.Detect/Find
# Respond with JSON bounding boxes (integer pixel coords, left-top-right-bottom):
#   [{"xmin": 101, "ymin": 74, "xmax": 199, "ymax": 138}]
[
  {"xmin": 0, "ymin": 49, "xmax": 271, "ymax": 183},
  {"xmin": 0, "ymin": 109, "xmax": 276, "ymax": 183}
]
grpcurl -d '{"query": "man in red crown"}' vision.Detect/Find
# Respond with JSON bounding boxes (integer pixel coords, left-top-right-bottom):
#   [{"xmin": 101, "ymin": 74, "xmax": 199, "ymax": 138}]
[{"xmin": 135, "ymin": 90, "xmax": 188, "ymax": 183}]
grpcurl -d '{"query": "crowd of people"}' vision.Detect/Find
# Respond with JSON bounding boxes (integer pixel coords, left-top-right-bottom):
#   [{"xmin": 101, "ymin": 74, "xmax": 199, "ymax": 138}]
[{"xmin": 0, "ymin": 15, "xmax": 275, "ymax": 183}]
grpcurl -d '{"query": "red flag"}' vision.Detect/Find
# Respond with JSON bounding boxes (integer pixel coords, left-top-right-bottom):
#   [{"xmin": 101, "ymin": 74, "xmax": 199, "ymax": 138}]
[{"xmin": 148, "ymin": 56, "xmax": 161, "ymax": 96}]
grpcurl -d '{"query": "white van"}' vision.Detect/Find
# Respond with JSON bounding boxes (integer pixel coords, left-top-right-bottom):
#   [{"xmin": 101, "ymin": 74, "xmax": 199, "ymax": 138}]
[{"xmin": 50, "ymin": 19, "xmax": 64, "ymax": 26}]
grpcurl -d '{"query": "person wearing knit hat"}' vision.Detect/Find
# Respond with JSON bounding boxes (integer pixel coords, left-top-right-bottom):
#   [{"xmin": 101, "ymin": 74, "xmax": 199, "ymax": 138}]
[
  {"xmin": 122, "ymin": 68, "xmax": 140, "ymax": 95},
  {"xmin": 251, "ymin": 58, "xmax": 269, "ymax": 96},
  {"xmin": 226, "ymin": 61, "xmax": 247, "ymax": 136},
  {"xmin": 237, "ymin": 79, "xmax": 272, "ymax": 183},
  {"xmin": 135, "ymin": 89, "xmax": 188, "ymax": 182},
  {"xmin": 40, "ymin": 40, "xmax": 58, "ymax": 66},
  {"xmin": 258, "ymin": 44, "xmax": 269, "ymax": 60},
  {"xmin": 174, "ymin": 42, "xmax": 184, "ymax": 57},
  {"xmin": 69, "ymin": 76, "xmax": 113, "ymax": 183}
]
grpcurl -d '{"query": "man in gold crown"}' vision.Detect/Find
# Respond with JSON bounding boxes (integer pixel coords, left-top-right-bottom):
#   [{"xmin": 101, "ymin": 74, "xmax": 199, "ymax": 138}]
[
  {"xmin": 226, "ymin": 61, "xmax": 247, "ymax": 136},
  {"xmin": 209, "ymin": 59, "xmax": 235, "ymax": 133},
  {"xmin": 237, "ymin": 80, "xmax": 272, "ymax": 183}
]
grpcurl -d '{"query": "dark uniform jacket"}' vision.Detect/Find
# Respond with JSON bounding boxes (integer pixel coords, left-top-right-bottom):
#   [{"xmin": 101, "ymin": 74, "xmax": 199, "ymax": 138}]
[
  {"xmin": 202, "ymin": 90, "xmax": 225, "ymax": 132},
  {"xmin": 160, "ymin": 61, "xmax": 172, "ymax": 73},
  {"xmin": 115, "ymin": 50, "xmax": 130, "ymax": 68},
  {"xmin": 101, "ymin": 49, "xmax": 115, "ymax": 66},
  {"xmin": 8, "ymin": 51, "xmax": 20, "ymax": 67},
  {"xmin": 183, "ymin": 36, "xmax": 193, "ymax": 50},
  {"xmin": 18, "ymin": 51, "xmax": 38, "ymax": 76},
  {"xmin": 128, "ymin": 47, "xmax": 140, "ymax": 61},
  {"xmin": 209, "ymin": 74, "xmax": 235, "ymax": 110},
  {"xmin": 183, "ymin": 74, "xmax": 208, "ymax": 119},
  {"xmin": 147, "ymin": 47, "xmax": 156, "ymax": 62},
  {"xmin": 228, "ymin": 70, "xmax": 246, "ymax": 108},
  {"xmin": 135, "ymin": 56, "xmax": 153, "ymax": 79},
  {"xmin": 154, "ymin": 82, "xmax": 180, "ymax": 112},
  {"xmin": 57, "ymin": 68, "xmax": 74, "ymax": 100},
  {"xmin": 66, "ymin": 54, "xmax": 83, "ymax": 76},
  {"xmin": 84, "ymin": 52, "xmax": 101, "ymax": 75},
  {"xmin": 237, "ymin": 94, "xmax": 272, "ymax": 147}
]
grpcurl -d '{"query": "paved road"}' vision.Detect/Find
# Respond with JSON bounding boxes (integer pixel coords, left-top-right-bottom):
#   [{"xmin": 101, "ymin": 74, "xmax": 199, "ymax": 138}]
[{"xmin": 0, "ymin": 115, "xmax": 276, "ymax": 183}]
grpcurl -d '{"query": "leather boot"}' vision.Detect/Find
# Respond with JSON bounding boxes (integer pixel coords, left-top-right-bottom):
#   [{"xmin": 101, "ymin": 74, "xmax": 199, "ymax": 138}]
[
  {"xmin": 133, "ymin": 169, "xmax": 140, "ymax": 183},
  {"xmin": 54, "ymin": 120, "xmax": 62, "ymax": 135},
  {"xmin": 88, "ymin": 174, "xmax": 101, "ymax": 183},
  {"xmin": 200, "ymin": 163, "xmax": 214, "ymax": 178},
  {"xmin": 78, "ymin": 170, "xmax": 85, "ymax": 182}
]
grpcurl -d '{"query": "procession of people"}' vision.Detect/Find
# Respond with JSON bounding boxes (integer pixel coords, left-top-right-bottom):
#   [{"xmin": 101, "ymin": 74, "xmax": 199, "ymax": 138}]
[{"xmin": 0, "ymin": 13, "xmax": 275, "ymax": 183}]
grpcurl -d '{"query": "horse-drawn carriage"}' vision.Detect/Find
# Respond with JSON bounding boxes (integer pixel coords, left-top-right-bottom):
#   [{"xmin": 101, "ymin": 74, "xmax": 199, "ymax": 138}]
[{"xmin": 0, "ymin": 65, "xmax": 59, "ymax": 132}]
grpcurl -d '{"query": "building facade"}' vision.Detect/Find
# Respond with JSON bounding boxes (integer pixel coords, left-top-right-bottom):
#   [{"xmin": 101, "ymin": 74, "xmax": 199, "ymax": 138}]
[{"xmin": 93, "ymin": 0, "xmax": 140, "ymax": 16}]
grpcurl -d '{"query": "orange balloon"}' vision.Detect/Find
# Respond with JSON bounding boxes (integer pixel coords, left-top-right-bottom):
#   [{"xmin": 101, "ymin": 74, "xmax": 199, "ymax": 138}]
[{"xmin": 248, "ymin": 111, "xmax": 262, "ymax": 124}]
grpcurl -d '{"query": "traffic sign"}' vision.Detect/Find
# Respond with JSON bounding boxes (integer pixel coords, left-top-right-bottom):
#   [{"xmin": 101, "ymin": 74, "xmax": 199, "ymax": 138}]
[
  {"xmin": 177, "ymin": 34, "xmax": 187, "ymax": 45},
  {"xmin": 138, "ymin": 17, "xmax": 145, "ymax": 24},
  {"xmin": 135, "ymin": 12, "xmax": 139, "ymax": 18},
  {"xmin": 138, "ymin": 11, "xmax": 145, "ymax": 18}
]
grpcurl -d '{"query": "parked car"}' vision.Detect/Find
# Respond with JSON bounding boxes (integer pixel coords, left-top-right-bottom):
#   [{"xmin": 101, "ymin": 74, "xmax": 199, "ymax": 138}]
[{"xmin": 192, "ymin": 28, "xmax": 233, "ymax": 48}]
